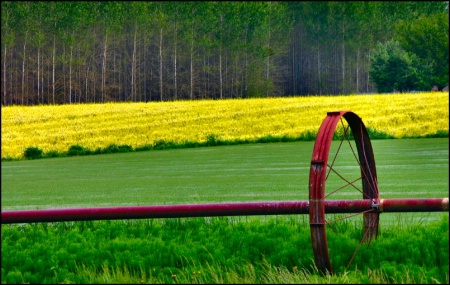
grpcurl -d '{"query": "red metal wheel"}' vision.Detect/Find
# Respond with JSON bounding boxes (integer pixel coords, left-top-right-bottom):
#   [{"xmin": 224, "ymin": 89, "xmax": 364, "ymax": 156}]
[{"xmin": 309, "ymin": 111, "xmax": 380, "ymax": 275}]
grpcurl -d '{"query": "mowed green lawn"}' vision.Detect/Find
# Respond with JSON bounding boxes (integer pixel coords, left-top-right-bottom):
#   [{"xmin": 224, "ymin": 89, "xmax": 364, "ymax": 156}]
[{"xmin": 2, "ymin": 138, "xmax": 448, "ymax": 223}]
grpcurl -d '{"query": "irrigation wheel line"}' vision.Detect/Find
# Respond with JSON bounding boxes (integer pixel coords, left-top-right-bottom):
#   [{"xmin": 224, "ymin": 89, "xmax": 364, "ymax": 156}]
[{"xmin": 309, "ymin": 111, "xmax": 380, "ymax": 275}]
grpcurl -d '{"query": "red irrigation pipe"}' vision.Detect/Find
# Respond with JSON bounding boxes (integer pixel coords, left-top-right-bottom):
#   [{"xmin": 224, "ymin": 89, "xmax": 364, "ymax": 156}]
[{"xmin": 1, "ymin": 198, "xmax": 447, "ymax": 224}]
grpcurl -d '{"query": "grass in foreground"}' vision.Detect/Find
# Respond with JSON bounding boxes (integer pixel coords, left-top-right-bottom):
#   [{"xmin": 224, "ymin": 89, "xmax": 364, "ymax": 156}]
[{"xmin": 2, "ymin": 215, "xmax": 448, "ymax": 284}]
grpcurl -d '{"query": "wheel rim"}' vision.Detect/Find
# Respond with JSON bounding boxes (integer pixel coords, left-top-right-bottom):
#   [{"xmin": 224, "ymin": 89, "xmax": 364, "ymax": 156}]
[{"xmin": 309, "ymin": 111, "xmax": 380, "ymax": 275}]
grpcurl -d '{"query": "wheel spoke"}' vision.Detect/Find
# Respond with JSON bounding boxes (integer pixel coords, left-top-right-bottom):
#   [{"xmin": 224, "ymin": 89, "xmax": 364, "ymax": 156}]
[
  {"xmin": 326, "ymin": 131, "xmax": 346, "ymax": 180},
  {"xmin": 325, "ymin": 209, "xmax": 374, "ymax": 225},
  {"xmin": 324, "ymin": 175, "xmax": 363, "ymax": 199},
  {"xmin": 326, "ymin": 119, "xmax": 371, "ymax": 198},
  {"xmin": 326, "ymin": 163, "xmax": 372, "ymax": 199},
  {"xmin": 345, "ymin": 215, "xmax": 378, "ymax": 271},
  {"xmin": 339, "ymin": 118, "xmax": 379, "ymax": 198}
]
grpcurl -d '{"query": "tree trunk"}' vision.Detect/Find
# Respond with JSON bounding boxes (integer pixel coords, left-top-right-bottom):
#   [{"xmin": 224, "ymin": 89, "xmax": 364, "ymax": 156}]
[
  {"xmin": 42, "ymin": 54, "xmax": 44, "ymax": 103},
  {"xmin": 10, "ymin": 51, "xmax": 14, "ymax": 104},
  {"xmin": 219, "ymin": 46, "xmax": 223, "ymax": 99},
  {"xmin": 174, "ymin": 20, "xmax": 178, "ymax": 100},
  {"xmin": 85, "ymin": 58, "xmax": 90, "ymax": 102},
  {"xmin": 37, "ymin": 47, "xmax": 40, "ymax": 104},
  {"xmin": 131, "ymin": 25, "xmax": 137, "ymax": 102},
  {"xmin": 356, "ymin": 48, "xmax": 359, "ymax": 94},
  {"xmin": 317, "ymin": 48, "xmax": 321, "ymax": 95},
  {"xmin": 341, "ymin": 36, "xmax": 345, "ymax": 94},
  {"xmin": 3, "ymin": 46, "xmax": 7, "ymax": 105},
  {"xmin": 52, "ymin": 35, "xmax": 56, "ymax": 104},
  {"xmin": 291, "ymin": 33, "xmax": 296, "ymax": 95},
  {"xmin": 367, "ymin": 50, "xmax": 370, "ymax": 93},
  {"xmin": 159, "ymin": 27, "xmax": 163, "ymax": 101},
  {"xmin": 62, "ymin": 44, "xmax": 66, "ymax": 103},
  {"xmin": 21, "ymin": 34, "xmax": 27, "ymax": 105},
  {"xmin": 69, "ymin": 46, "xmax": 73, "ymax": 104},
  {"xmin": 190, "ymin": 29, "xmax": 194, "ymax": 100},
  {"xmin": 219, "ymin": 13, "xmax": 223, "ymax": 99},
  {"xmin": 113, "ymin": 49, "xmax": 116, "ymax": 101},
  {"xmin": 102, "ymin": 33, "xmax": 107, "ymax": 103},
  {"xmin": 142, "ymin": 44, "xmax": 146, "ymax": 102}
]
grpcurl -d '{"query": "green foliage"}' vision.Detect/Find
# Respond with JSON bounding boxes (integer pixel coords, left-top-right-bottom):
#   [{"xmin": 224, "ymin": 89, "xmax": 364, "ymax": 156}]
[
  {"xmin": 297, "ymin": 130, "xmax": 317, "ymax": 141},
  {"xmin": 369, "ymin": 40, "xmax": 432, "ymax": 93},
  {"xmin": 365, "ymin": 127, "xmax": 395, "ymax": 139},
  {"xmin": 67, "ymin": 144, "xmax": 91, "ymax": 156},
  {"xmin": 205, "ymin": 133, "xmax": 222, "ymax": 146},
  {"xmin": 152, "ymin": 139, "xmax": 175, "ymax": 150},
  {"xmin": 395, "ymin": 12, "xmax": 449, "ymax": 89},
  {"xmin": 424, "ymin": 129, "xmax": 449, "ymax": 138},
  {"xmin": 68, "ymin": 144, "xmax": 133, "ymax": 156},
  {"xmin": 102, "ymin": 144, "xmax": 133, "ymax": 154},
  {"xmin": 134, "ymin": 144, "xmax": 153, "ymax": 152},
  {"xmin": 23, "ymin": 146, "xmax": 43, "ymax": 160},
  {"xmin": 44, "ymin": 150, "xmax": 60, "ymax": 158}
]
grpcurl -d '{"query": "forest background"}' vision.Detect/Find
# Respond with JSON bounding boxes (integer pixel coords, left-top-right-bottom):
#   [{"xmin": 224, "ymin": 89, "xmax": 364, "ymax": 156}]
[{"xmin": 1, "ymin": 1, "xmax": 449, "ymax": 105}]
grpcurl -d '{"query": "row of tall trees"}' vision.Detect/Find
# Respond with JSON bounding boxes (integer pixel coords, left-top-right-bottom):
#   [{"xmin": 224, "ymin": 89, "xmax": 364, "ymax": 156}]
[{"xmin": 1, "ymin": 1, "xmax": 448, "ymax": 105}]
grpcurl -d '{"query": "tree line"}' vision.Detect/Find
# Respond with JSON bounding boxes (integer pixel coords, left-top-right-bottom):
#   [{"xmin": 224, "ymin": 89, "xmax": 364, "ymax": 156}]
[{"xmin": 1, "ymin": 1, "xmax": 448, "ymax": 105}]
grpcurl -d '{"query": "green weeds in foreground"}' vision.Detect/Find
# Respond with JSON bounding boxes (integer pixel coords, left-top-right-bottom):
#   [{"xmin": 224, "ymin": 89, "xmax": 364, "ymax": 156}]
[
  {"xmin": 8, "ymin": 128, "xmax": 448, "ymax": 161},
  {"xmin": 2, "ymin": 215, "xmax": 448, "ymax": 284}
]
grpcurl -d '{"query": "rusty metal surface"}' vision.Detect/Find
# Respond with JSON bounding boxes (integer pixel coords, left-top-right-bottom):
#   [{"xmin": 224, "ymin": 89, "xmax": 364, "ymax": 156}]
[
  {"xmin": 0, "ymin": 200, "xmax": 372, "ymax": 224},
  {"xmin": 379, "ymin": 198, "xmax": 449, "ymax": 212},
  {"xmin": 308, "ymin": 112, "xmax": 338, "ymax": 274},
  {"xmin": 4, "ymin": 198, "xmax": 447, "ymax": 224},
  {"xmin": 1, "ymin": 201, "xmax": 308, "ymax": 224},
  {"xmin": 309, "ymin": 111, "xmax": 380, "ymax": 275}
]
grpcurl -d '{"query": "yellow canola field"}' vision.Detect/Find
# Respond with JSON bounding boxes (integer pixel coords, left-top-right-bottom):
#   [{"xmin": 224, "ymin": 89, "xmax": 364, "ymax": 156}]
[{"xmin": 1, "ymin": 92, "xmax": 448, "ymax": 159}]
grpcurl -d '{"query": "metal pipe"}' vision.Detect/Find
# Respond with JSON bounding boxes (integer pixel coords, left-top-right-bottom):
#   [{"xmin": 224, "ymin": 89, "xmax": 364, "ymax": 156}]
[
  {"xmin": 1, "ymin": 201, "xmax": 309, "ymax": 224},
  {"xmin": 378, "ymin": 198, "xmax": 449, "ymax": 213},
  {"xmin": 1, "ymin": 198, "xmax": 448, "ymax": 224}
]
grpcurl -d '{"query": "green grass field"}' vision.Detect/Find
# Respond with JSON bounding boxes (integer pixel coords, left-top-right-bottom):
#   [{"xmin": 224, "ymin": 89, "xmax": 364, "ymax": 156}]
[
  {"xmin": 1, "ymin": 138, "xmax": 448, "ymax": 226},
  {"xmin": 1, "ymin": 138, "xmax": 449, "ymax": 283}
]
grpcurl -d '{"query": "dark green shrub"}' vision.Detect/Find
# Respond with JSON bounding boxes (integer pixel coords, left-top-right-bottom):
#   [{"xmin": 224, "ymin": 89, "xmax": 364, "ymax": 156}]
[
  {"xmin": 153, "ymin": 140, "xmax": 168, "ymax": 150},
  {"xmin": 180, "ymin": 141, "xmax": 201, "ymax": 148},
  {"xmin": 45, "ymin": 150, "xmax": 60, "ymax": 158},
  {"xmin": 369, "ymin": 40, "xmax": 432, "ymax": 93},
  {"xmin": 135, "ymin": 144, "xmax": 153, "ymax": 151},
  {"xmin": 24, "ymin": 147, "xmax": 44, "ymax": 160},
  {"xmin": 256, "ymin": 135, "xmax": 277, "ymax": 143},
  {"xmin": 297, "ymin": 130, "xmax": 317, "ymax": 141},
  {"xmin": 68, "ymin": 145, "xmax": 89, "ymax": 156},
  {"xmin": 101, "ymin": 144, "xmax": 133, "ymax": 154},
  {"xmin": 206, "ymin": 134, "xmax": 220, "ymax": 146},
  {"xmin": 424, "ymin": 130, "xmax": 448, "ymax": 138},
  {"xmin": 366, "ymin": 127, "xmax": 395, "ymax": 139},
  {"xmin": 118, "ymin": 144, "xmax": 133, "ymax": 152}
]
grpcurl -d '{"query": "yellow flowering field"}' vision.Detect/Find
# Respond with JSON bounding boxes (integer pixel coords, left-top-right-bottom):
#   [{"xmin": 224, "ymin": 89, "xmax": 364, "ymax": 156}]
[{"xmin": 1, "ymin": 92, "xmax": 448, "ymax": 159}]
